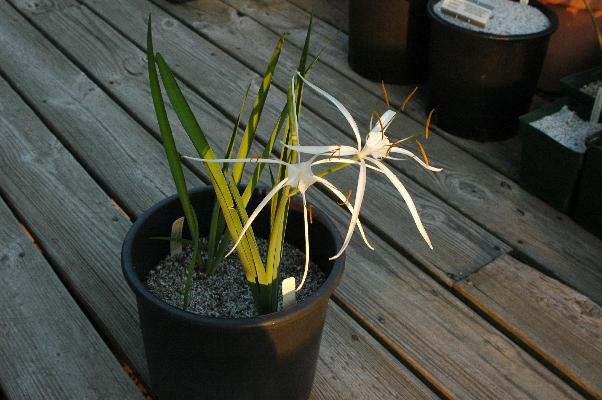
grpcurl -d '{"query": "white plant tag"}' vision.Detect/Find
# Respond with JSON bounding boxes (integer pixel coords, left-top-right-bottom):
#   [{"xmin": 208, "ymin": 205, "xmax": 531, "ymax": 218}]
[
  {"xmin": 590, "ymin": 87, "xmax": 602, "ymax": 123},
  {"xmin": 440, "ymin": 0, "xmax": 494, "ymax": 28},
  {"xmin": 520, "ymin": 0, "xmax": 529, "ymax": 5},
  {"xmin": 170, "ymin": 216, "xmax": 185, "ymax": 255},
  {"xmin": 282, "ymin": 277, "xmax": 296, "ymax": 309}
]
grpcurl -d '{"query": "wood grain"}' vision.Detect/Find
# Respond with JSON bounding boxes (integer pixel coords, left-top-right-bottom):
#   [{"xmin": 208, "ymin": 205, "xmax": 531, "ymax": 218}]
[
  {"xmin": 0, "ymin": 71, "xmax": 149, "ymax": 386},
  {"xmin": 72, "ymin": 0, "xmax": 509, "ymax": 283},
  {"xmin": 152, "ymin": 0, "xmax": 602, "ymax": 305},
  {"xmin": 0, "ymin": 4, "xmax": 440, "ymax": 398},
  {"xmin": 314, "ymin": 304, "xmax": 438, "ymax": 400},
  {"xmin": 0, "ymin": 197, "xmax": 143, "ymax": 399},
  {"xmin": 454, "ymin": 255, "xmax": 602, "ymax": 399}
]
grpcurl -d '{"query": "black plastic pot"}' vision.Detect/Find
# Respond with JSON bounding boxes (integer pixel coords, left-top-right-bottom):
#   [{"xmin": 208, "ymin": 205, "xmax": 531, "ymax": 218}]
[
  {"xmin": 574, "ymin": 133, "xmax": 602, "ymax": 239},
  {"xmin": 426, "ymin": 0, "xmax": 557, "ymax": 141},
  {"xmin": 348, "ymin": 0, "xmax": 430, "ymax": 83},
  {"xmin": 122, "ymin": 187, "xmax": 345, "ymax": 400},
  {"xmin": 519, "ymin": 98, "xmax": 590, "ymax": 212},
  {"xmin": 561, "ymin": 66, "xmax": 602, "ymax": 122}
]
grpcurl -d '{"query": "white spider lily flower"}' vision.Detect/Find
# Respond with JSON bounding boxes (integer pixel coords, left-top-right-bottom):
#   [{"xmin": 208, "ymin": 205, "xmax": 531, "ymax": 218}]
[
  {"xmin": 183, "ymin": 153, "xmax": 373, "ymax": 292},
  {"xmin": 286, "ymin": 73, "xmax": 442, "ymax": 260}
]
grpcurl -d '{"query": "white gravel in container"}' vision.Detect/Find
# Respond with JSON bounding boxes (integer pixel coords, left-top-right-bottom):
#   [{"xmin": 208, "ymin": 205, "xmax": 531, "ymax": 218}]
[
  {"xmin": 530, "ymin": 106, "xmax": 602, "ymax": 153},
  {"xmin": 145, "ymin": 238, "xmax": 326, "ymax": 318},
  {"xmin": 581, "ymin": 80, "xmax": 602, "ymax": 98},
  {"xmin": 434, "ymin": 0, "xmax": 550, "ymax": 35}
]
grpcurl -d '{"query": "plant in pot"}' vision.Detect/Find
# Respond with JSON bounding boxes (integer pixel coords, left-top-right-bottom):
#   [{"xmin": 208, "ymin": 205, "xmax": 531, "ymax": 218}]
[
  {"xmin": 121, "ymin": 18, "xmax": 441, "ymax": 400},
  {"xmin": 426, "ymin": 0, "xmax": 558, "ymax": 141}
]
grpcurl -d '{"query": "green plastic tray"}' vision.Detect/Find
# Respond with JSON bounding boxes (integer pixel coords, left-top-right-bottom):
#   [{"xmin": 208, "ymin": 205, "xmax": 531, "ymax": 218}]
[
  {"xmin": 520, "ymin": 98, "xmax": 587, "ymax": 212},
  {"xmin": 560, "ymin": 66, "xmax": 602, "ymax": 122}
]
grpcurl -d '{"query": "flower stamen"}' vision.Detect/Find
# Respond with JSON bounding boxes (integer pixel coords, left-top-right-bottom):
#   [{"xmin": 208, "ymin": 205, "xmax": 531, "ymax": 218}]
[{"xmin": 337, "ymin": 189, "xmax": 352, "ymax": 206}]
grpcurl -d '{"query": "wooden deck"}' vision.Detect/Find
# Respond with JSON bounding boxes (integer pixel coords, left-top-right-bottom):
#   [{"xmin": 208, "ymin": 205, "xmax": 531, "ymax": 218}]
[{"xmin": 0, "ymin": 0, "xmax": 600, "ymax": 398}]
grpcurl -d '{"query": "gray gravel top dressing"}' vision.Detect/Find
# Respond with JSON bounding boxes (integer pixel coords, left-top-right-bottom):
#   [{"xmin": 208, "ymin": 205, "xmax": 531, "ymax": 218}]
[
  {"xmin": 145, "ymin": 238, "xmax": 326, "ymax": 318},
  {"xmin": 434, "ymin": 0, "xmax": 550, "ymax": 35},
  {"xmin": 530, "ymin": 106, "xmax": 602, "ymax": 153},
  {"xmin": 581, "ymin": 80, "xmax": 602, "ymax": 98}
]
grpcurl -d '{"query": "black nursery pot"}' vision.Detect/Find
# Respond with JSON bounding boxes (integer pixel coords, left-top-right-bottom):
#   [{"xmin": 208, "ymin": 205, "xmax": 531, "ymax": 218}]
[
  {"xmin": 121, "ymin": 187, "xmax": 345, "ymax": 400},
  {"xmin": 426, "ymin": 0, "xmax": 557, "ymax": 141},
  {"xmin": 561, "ymin": 66, "xmax": 602, "ymax": 122},
  {"xmin": 348, "ymin": 0, "xmax": 430, "ymax": 83}
]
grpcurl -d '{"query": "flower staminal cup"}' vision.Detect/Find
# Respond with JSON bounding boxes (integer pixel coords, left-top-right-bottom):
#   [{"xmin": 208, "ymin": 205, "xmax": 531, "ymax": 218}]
[
  {"xmin": 185, "ymin": 76, "xmax": 375, "ymax": 292},
  {"xmin": 286, "ymin": 72, "xmax": 443, "ymax": 260}
]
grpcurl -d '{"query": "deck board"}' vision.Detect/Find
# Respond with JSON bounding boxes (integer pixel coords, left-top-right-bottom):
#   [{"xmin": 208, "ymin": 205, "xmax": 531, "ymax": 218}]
[
  {"xmin": 153, "ymin": 0, "xmax": 602, "ymax": 305},
  {"xmin": 454, "ymin": 255, "xmax": 602, "ymax": 399},
  {"xmin": 0, "ymin": 179, "xmax": 143, "ymax": 400}
]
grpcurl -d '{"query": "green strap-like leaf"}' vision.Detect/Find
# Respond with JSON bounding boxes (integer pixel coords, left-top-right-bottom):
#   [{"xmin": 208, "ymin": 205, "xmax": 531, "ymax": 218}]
[
  {"xmin": 230, "ymin": 34, "xmax": 286, "ymax": 185},
  {"xmin": 147, "ymin": 17, "xmax": 203, "ymax": 309},
  {"xmin": 154, "ymin": 52, "xmax": 267, "ymax": 285}
]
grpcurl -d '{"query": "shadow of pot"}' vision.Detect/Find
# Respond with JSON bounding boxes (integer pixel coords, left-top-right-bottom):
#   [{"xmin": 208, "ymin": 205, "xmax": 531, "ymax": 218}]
[{"xmin": 121, "ymin": 187, "xmax": 345, "ymax": 400}]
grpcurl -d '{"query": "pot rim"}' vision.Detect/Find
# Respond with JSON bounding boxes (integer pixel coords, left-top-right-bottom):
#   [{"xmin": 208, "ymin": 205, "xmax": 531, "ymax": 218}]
[
  {"xmin": 121, "ymin": 186, "xmax": 345, "ymax": 329},
  {"xmin": 427, "ymin": 0, "xmax": 558, "ymax": 41}
]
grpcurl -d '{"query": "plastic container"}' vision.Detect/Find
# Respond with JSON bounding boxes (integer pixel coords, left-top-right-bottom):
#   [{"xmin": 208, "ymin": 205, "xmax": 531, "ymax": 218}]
[
  {"xmin": 574, "ymin": 133, "xmax": 602, "ymax": 239},
  {"xmin": 426, "ymin": 0, "xmax": 558, "ymax": 141},
  {"xmin": 561, "ymin": 66, "xmax": 602, "ymax": 122},
  {"xmin": 121, "ymin": 187, "xmax": 345, "ymax": 400},
  {"xmin": 520, "ymin": 98, "xmax": 589, "ymax": 212},
  {"xmin": 348, "ymin": 0, "xmax": 430, "ymax": 83}
]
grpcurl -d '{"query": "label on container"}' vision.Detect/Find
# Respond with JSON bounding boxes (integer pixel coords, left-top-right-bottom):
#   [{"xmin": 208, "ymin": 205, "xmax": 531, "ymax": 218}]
[
  {"xmin": 591, "ymin": 87, "xmax": 602, "ymax": 123},
  {"xmin": 170, "ymin": 216, "xmax": 185, "ymax": 255},
  {"xmin": 282, "ymin": 277, "xmax": 296, "ymax": 309},
  {"xmin": 440, "ymin": 0, "xmax": 494, "ymax": 28}
]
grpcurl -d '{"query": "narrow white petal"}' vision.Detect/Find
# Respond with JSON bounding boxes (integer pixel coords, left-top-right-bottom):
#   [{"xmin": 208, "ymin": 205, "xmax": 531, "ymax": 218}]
[
  {"xmin": 330, "ymin": 161, "xmax": 367, "ymax": 260},
  {"xmin": 312, "ymin": 158, "xmax": 383, "ymax": 173},
  {"xmin": 297, "ymin": 72, "xmax": 363, "ymax": 150},
  {"xmin": 225, "ymin": 178, "xmax": 289, "ymax": 258},
  {"xmin": 369, "ymin": 159, "xmax": 433, "ymax": 249},
  {"xmin": 291, "ymin": 75, "xmax": 300, "ymax": 146},
  {"xmin": 369, "ymin": 110, "xmax": 397, "ymax": 135},
  {"xmin": 314, "ymin": 176, "xmax": 374, "ymax": 251},
  {"xmin": 282, "ymin": 144, "xmax": 344, "ymax": 155},
  {"xmin": 387, "ymin": 148, "xmax": 443, "ymax": 172},
  {"xmin": 296, "ymin": 192, "xmax": 311, "ymax": 292},
  {"xmin": 184, "ymin": 156, "xmax": 289, "ymax": 166}
]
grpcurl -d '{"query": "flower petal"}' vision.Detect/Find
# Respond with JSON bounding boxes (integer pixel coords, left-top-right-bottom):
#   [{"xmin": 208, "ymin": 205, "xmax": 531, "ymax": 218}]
[
  {"xmin": 314, "ymin": 175, "xmax": 374, "ymax": 251},
  {"xmin": 329, "ymin": 160, "xmax": 367, "ymax": 260},
  {"xmin": 225, "ymin": 178, "xmax": 289, "ymax": 258},
  {"xmin": 297, "ymin": 72, "xmax": 363, "ymax": 150},
  {"xmin": 283, "ymin": 143, "xmax": 358, "ymax": 157},
  {"xmin": 184, "ymin": 156, "xmax": 289, "ymax": 167},
  {"xmin": 296, "ymin": 192, "xmax": 311, "ymax": 292},
  {"xmin": 368, "ymin": 159, "xmax": 433, "ymax": 249},
  {"xmin": 369, "ymin": 109, "xmax": 397, "ymax": 135},
  {"xmin": 387, "ymin": 148, "xmax": 443, "ymax": 172}
]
